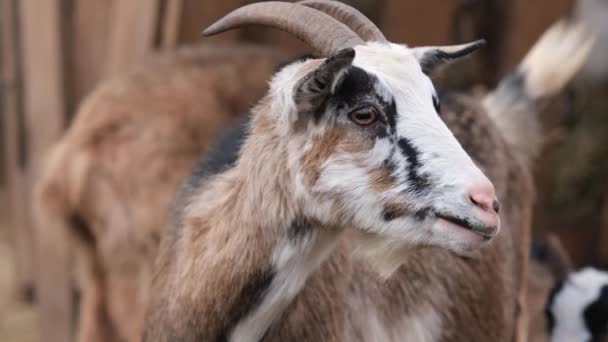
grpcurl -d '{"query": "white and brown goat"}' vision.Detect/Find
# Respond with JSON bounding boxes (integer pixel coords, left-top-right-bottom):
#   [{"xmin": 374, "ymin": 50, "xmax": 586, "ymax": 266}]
[
  {"xmin": 143, "ymin": 2, "xmax": 593, "ymax": 342},
  {"xmin": 34, "ymin": 43, "xmax": 289, "ymax": 342}
]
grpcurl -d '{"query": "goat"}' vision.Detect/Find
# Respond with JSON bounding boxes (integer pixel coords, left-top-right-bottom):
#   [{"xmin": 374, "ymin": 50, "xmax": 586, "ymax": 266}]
[
  {"xmin": 547, "ymin": 267, "xmax": 608, "ymax": 342},
  {"xmin": 142, "ymin": 2, "xmax": 592, "ymax": 341},
  {"xmin": 528, "ymin": 235, "xmax": 608, "ymax": 342},
  {"xmin": 34, "ymin": 43, "xmax": 289, "ymax": 342}
]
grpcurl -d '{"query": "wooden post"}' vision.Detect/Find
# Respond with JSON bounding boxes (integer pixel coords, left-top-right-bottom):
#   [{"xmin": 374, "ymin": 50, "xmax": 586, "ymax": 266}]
[
  {"xmin": 19, "ymin": 0, "xmax": 71, "ymax": 341},
  {"xmin": 161, "ymin": 0, "xmax": 184, "ymax": 49},
  {"xmin": 71, "ymin": 0, "xmax": 114, "ymax": 106},
  {"xmin": 0, "ymin": 0, "xmax": 36, "ymax": 303},
  {"xmin": 106, "ymin": 0, "xmax": 162, "ymax": 75}
]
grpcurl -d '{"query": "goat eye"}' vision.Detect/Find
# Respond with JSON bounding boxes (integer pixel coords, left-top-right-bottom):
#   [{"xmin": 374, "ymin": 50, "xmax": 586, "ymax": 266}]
[{"xmin": 349, "ymin": 107, "xmax": 378, "ymax": 126}]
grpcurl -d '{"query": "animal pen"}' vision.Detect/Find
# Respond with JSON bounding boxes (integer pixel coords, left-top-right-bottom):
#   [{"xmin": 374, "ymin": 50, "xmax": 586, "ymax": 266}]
[{"xmin": 1, "ymin": 0, "xmax": 607, "ymax": 341}]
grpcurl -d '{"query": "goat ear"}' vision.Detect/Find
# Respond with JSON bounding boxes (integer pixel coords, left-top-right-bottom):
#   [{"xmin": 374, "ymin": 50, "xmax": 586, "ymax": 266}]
[
  {"xmin": 412, "ymin": 40, "xmax": 485, "ymax": 75},
  {"xmin": 294, "ymin": 48, "xmax": 355, "ymax": 112}
]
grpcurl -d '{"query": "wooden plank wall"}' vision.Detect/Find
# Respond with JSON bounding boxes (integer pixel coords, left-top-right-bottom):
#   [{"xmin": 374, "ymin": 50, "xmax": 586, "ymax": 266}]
[
  {"xmin": 70, "ymin": 0, "xmax": 114, "ymax": 107},
  {"xmin": 18, "ymin": 0, "xmax": 71, "ymax": 340},
  {"xmin": 161, "ymin": 0, "xmax": 184, "ymax": 49},
  {"xmin": 0, "ymin": 0, "xmax": 36, "ymax": 303},
  {"xmin": 106, "ymin": 0, "xmax": 162, "ymax": 75}
]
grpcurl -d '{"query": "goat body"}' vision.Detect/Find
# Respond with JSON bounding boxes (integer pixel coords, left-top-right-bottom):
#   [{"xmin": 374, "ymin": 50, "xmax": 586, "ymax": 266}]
[{"xmin": 144, "ymin": 77, "xmax": 529, "ymax": 342}]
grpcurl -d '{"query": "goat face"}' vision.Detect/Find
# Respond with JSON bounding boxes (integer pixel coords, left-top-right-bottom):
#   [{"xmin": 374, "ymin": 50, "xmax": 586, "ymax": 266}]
[{"xmin": 270, "ymin": 42, "xmax": 500, "ymax": 258}]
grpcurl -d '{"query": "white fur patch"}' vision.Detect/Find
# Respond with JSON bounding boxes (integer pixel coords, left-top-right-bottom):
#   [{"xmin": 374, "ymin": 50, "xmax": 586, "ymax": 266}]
[
  {"xmin": 229, "ymin": 230, "xmax": 339, "ymax": 342},
  {"xmin": 268, "ymin": 59, "xmax": 308, "ymax": 133},
  {"xmin": 549, "ymin": 267, "xmax": 608, "ymax": 342}
]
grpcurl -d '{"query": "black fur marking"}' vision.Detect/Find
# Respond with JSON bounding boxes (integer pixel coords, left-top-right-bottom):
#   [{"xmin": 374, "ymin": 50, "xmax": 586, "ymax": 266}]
[
  {"xmin": 382, "ymin": 206, "xmax": 403, "ymax": 221},
  {"xmin": 413, "ymin": 207, "xmax": 432, "ymax": 221},
  {"xmin": 432, "ymin": 96, "xmax": 441, "ymax": 115},
  {"xmin": 435, "ymin": 88, "xmax": 451, "ymax": 118},
  {"xmin": 294, "ymin": 48, "xmax": 355, "ymax": 123},
  {"xmin": 436, "ymin": 213, "xmax": 493, "ymax": 240},
  {"xmin": 287, "ymin": 215, "xmax": 313, "ymax": 242},
  {"xmin": 375, "ymin": 125, "xmax": 390, "ymax": 139},
  {"xmin": 384, "ymin": 100, "xmax": 398, "ymax": 134},
  {"xmin": 194, "ymin": 121, "xmax": 246, "ymax": 176},
  {"xmin": 530, "ymin": 240, "xmax": 554, "ymax": 261},
  {"xmin": 382, "ymin": 206, "xmax": 431, "ymax": 221},
  {"xmin": 397, "ymin": 138, "xmax": 432, "ymax": 193},
  {"xmin": 383, "ymin": 158, "xmax": 397, "ymax": 173},
  {"xmin": 169, "ymin": 119, "xmax": 248, "ymax": 237},
  {"xmin": 67, "ymin": 213, "xmax": 95, "ymax": 245},
  {"xmin": 545, "ymin": 279, "xmax": 565, "ymax": 334},
  {"xmin": 331, "ymin": 66, "xmax": 377, "ymax": 108},
  {"xmin": 313, "ymin": 97, "xmax": 330, "ymax": 123},
  {"xmin": 491, "ymin": 69, "xmax": 540, "ymax": 117},
  {"xmin": 218, "ymin": 267, "xmax": 276, "ymax": 341},
  {"xmin": 584, "ymin": 285, "xmax": 608, "ymax": 341}
]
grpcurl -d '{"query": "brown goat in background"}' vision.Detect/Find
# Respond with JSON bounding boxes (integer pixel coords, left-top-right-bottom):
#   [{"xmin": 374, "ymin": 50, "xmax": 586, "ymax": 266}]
[{"xmin": 34, "ymin": 43, "xmax": 289, "ymax": 342}]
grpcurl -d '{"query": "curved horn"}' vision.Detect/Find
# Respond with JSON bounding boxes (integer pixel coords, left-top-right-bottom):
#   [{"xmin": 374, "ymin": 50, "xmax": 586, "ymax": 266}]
[
  {"xmin": 203, "ymin": 2, "xmax": 364, "ymax": 56},
  {"xmin": 298, "ymin": 0, "xmax": 386, "ymax": 42}
]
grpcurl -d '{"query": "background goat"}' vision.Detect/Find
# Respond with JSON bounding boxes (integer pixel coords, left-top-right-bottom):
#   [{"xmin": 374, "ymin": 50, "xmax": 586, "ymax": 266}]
[
  {"xmin": 143, "ymin": 2, "xmax": 592, "ymax": 341},
  {"xmin": 528, "ymin": 235, "xmax": 608, "ymax": 342},
  {"xmin": 34, "ymin": 43, "xmax": 289, "ymax": 342}
]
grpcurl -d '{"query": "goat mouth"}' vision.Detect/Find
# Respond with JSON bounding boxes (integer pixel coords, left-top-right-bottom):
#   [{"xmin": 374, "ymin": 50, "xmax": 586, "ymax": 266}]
[{"xmin": 435, "ymin": 213, "xmax": 494, "ymax": 241}]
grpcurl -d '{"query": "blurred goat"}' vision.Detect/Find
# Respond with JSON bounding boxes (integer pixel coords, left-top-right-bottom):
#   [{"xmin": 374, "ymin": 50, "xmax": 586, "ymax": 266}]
[
  {"xmin": 529, "ymin": 235, "xmax": 608, "ymax": 342},
  {"xmin": 143, "ymin": 2, "xmax": 593, "ymax": 341},
  {"xmin": 34, "ymin": 43, "xmax": 289, "ymax": 342}
]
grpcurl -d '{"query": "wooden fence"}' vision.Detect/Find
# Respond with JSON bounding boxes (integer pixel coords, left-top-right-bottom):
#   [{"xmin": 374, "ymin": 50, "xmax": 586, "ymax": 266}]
[{"xmin": 0, "ymin": 0, "xmax": 574, "ymax": 341}]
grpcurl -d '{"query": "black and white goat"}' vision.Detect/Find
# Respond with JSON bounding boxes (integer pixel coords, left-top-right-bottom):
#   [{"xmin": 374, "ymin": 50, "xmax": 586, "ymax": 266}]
[
  {"xmin": 529, "ymin": 236, "xmax": 608, "ymax": 342},
  {"xmin": 547, "ymin": 267, "xmax": 608, "ymax": 342}
]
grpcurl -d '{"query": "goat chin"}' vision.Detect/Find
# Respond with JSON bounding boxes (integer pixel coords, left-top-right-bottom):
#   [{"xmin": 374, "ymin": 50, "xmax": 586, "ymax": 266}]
[
  {"xmin": 347, "ymin": 220, "xmax": 489, "ymax": 279},
  {"xmin": 346, "ymin": 230, "xmax": 418, "ymax": 279}
]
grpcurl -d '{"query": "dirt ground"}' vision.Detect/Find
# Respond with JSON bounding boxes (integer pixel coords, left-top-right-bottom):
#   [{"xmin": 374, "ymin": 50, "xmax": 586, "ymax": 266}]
[{"xmin": 0, "ymin": 188, "xmax": 38, "ymax": 342}]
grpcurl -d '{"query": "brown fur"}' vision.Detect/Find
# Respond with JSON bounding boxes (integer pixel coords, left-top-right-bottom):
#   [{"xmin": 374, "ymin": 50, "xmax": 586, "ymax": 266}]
[
  {"xmin": 369, "ymin": 166, "xmax": 397, "ymax": 193},
  {"xmin": 34, "ymin": 43, "xmax": 289, "ymax": 342},
  {"xmin": 299, "ymin": 127, "xmax": 343, "ymax": 187}
]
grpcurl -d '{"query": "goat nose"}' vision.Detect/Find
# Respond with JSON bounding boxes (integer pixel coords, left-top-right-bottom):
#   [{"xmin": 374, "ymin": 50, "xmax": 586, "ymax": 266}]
[{"xmin": 468, "ymin": 182, "xmax": 499, "ymax": 214}]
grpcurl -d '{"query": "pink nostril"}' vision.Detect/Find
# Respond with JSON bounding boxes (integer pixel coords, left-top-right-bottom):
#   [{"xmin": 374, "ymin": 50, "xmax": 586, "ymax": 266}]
[{"xmin": 468, "ymin": 183, "xmax": 499, "ymax": 214}]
